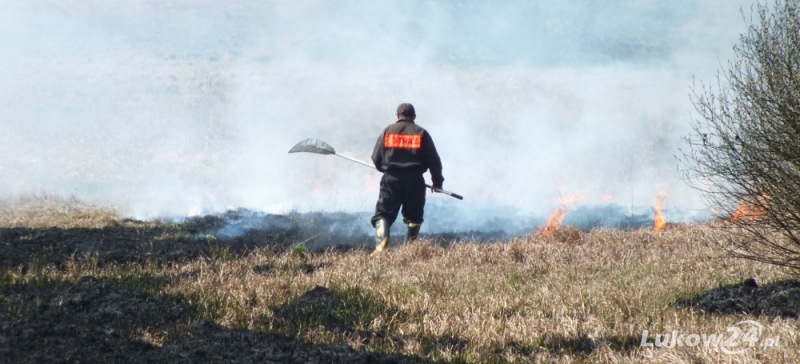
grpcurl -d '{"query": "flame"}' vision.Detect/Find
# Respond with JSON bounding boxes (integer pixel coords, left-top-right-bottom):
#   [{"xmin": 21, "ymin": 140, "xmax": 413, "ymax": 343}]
[
  {"xmin": 537, "ymin": 207, "xmax": 569, "ymax": 236},
  {"xmin": 537, "ymin": 194, "xmax": 581, "ymax": 237},
  {"xmin": 726, "ymin": 198, "xmax": 766, "ymax": 222},
  {"xmin": 729, "ymin": 203, "xmax": 751, "ymax": 222},
  {"xmin": 653, "ymin": 192, "xmax": 667, "ymax": 232},
  {"xmin": 602, "ymin": 194, "xmax": 614, "ymax": 203}
]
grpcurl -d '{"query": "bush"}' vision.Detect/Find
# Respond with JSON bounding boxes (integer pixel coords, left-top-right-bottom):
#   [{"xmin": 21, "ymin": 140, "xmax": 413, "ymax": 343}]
[{"xmin": 682, "ymin": 0, "xmax": 800, "ymax": 271}]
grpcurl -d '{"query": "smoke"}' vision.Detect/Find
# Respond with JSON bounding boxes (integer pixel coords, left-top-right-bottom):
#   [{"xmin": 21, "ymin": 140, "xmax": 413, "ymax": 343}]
[{"xmin": 1, "ymin": 0, "xmax": 751, "ymax": 227}]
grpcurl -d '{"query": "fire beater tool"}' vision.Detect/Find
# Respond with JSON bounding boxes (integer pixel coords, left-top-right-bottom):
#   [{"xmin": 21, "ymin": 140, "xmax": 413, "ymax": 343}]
[{"xmin": 289, "ymin": 138, "xmax": 463, "ymax": 200}]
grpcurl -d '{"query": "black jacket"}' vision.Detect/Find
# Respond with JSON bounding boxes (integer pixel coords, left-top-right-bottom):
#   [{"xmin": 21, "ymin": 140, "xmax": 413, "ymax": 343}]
[{"xmin": 371, "ymin": 119, "xmax": 444, "ymax": 187}]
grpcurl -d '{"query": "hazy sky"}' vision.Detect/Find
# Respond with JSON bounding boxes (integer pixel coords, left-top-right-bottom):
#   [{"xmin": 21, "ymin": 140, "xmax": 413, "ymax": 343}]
[{"xmin": 0, "ymin": 0, "xmax": 752, "ymax": 218}]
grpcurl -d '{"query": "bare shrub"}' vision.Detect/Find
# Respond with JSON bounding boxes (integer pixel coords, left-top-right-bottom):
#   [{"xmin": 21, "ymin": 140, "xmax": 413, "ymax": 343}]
[{"xmin": 682, "ymin": 0, "xmax": 800, "ymax": 271}]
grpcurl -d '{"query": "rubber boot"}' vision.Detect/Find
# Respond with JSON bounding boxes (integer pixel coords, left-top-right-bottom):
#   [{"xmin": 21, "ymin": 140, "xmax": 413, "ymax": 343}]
[
  {"xmin": 373, "ymin": 218, "xmax": 390, "ymax": 254},
  {"xmin": 405, "ymin": 222, "xmax": 421, "ymax": 244}
]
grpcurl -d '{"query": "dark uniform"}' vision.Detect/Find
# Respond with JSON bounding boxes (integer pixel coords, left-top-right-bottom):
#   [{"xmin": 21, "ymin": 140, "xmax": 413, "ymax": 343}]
[{"xmin": 370, "ymin": 103, "xmax": 444, "ymax": 252}]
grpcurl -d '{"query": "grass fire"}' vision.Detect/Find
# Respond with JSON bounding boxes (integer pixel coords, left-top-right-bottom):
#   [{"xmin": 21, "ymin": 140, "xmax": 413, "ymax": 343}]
[
  {"xmin": 4, "ymin": 0, "xmax": 800, "ymax": 363},
  {"xmin": 2, "ymin": 196, "xmax": 798, "ymax": 363}
]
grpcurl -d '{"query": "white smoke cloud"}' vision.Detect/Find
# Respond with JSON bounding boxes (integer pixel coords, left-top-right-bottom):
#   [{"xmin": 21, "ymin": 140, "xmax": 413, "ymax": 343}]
[{"xmin": 0, "ymin": 0, "xmax": 752, "ymax": 221}]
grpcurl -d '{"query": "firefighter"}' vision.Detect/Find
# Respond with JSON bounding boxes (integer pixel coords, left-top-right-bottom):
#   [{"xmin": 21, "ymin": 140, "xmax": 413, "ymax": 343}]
[{"xmin": 370, "ymin": 103, "xmax": 444, "ymax": 253}]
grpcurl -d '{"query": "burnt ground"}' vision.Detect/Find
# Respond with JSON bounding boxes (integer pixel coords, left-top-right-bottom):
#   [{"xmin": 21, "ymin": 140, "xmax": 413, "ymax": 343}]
[
  {"xmin": 3, "ymin": 207, "xmax": 796, "ymax": 362},
  {"xmin": 0, "ymin": 275, "xmax": 431, "ymax": 364},
  {"xmin": 0, "ymin": 208, "xmax": 529, "ymax": 273},
  {"xmin": 675, "ymin": 277, "xmax": 800, "ymax": 318},
  {"xmin": 675, "ymin": 278, "xmax": 800, "ymax": 318},
  {"xmin": 0, "ymin": 218, "xmax": 298, "ymax": 272},
  {"xmin": 0, "ymin": 213, "xmax": 435, "ymax": 363}
]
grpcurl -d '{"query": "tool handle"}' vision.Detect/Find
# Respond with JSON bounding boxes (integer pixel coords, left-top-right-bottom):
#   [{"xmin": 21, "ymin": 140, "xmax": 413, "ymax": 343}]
[
  {"xmin": 335, "ymin": 153, "xmax": 375, "ymax": 168},
  {"xmin": 335, "ymin": 153, "xmax": 464, "ymax": 200},
  {"xmin": 427, "ymin": 185, "xmax": 464, "ymax": 200}
]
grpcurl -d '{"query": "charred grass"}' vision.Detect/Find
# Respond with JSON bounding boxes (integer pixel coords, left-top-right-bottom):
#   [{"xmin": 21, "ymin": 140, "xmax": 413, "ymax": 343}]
[{"xmin": 1, "ymin": 197, "xmax": 799, "ymax": 363}]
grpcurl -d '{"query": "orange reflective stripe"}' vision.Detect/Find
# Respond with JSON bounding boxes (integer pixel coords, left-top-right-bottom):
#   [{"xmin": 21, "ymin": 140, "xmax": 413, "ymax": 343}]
[{"xmin": 384, "ymin": 134, "xmax": 421, "ymax": 149}]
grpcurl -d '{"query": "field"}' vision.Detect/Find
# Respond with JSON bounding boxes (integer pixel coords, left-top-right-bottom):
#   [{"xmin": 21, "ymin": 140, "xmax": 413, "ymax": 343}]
[{"xmin": 1, "ymin": 197, "xmax": 799, "ymax": 363}]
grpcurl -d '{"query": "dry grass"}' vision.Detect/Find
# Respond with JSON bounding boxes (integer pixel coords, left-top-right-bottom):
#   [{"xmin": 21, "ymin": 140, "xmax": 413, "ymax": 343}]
[
  {"xmin": 2, "ymin": 199, "xmax": 799, "ymax": 363},
  {"xmin": 0, "ymin": 194, "xmax": 121, "ymax": 229}
]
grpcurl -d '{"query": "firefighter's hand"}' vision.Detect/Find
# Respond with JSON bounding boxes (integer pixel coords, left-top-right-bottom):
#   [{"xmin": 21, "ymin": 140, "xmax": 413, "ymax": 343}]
[{"xmin": 431, "ymin": 184, "xmax": 442, "ymax": 193}]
